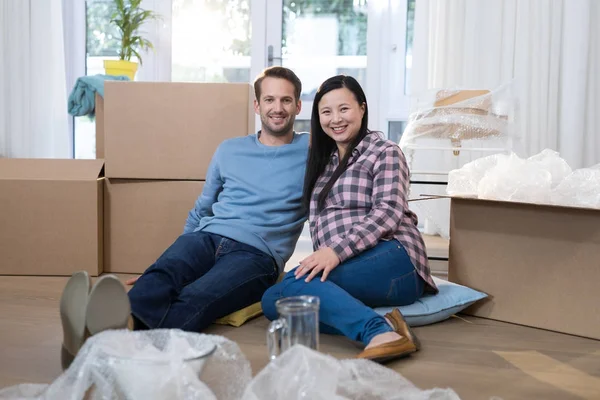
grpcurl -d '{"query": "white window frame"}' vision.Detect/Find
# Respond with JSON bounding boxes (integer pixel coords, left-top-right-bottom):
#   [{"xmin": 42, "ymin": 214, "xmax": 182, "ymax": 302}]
[
  {"xmin": 374, "ymin": 0, "xmax": 411, "ymax": 137},
  {"xmin": 63, "ymin": 0, "xmax": 87, "ymax": 157}
]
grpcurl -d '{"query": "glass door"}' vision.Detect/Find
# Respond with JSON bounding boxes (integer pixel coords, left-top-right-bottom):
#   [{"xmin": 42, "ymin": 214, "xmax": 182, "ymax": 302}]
[
  {"xmin": 264, "ymin": 0, "xmax": 369, "ymax": 133},
  {"xmin": 171, "ymin": 0, "xmax": 252, "ymax": 83},
  {"xmin": 77, "ymin": 0, "xmax": 384, "ymax": 158}
]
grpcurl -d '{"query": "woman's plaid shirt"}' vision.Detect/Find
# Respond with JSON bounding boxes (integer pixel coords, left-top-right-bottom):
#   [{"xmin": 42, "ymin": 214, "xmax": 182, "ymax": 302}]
[{"xmin": 309, "ymin": 132, "xmax": 438, "ymax": 294}]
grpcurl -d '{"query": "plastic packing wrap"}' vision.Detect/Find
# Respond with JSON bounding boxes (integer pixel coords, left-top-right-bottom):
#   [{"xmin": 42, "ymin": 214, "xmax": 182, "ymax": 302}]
[
  {"xmin": 0, "ymin": 339, "xmax": 463, "ymax": 400},
  {"xmin": 550, "ymin": 167, "xmax": 600, "ymax": 209},
  {"xmin": 477, "ymin": 153, "xmax": 553, "ymax": 204},
  {"xmin": 0, "ymin": 329, "xmax": 252, "ymax": 400},
  {"xmin": 527, "ymin": 149, "xmax": 572, "ymax": 188},
  {"xmin": 241, "ymin": 345, "xmax": 461, "ymax": 400},
  {"xmin": 447, "ymin": 149, "xmax": 600, "ymax": 209},
  {"xmin": 446, "ymin": 153, "xmax": 509, "ymax": 197},
  {"xmin": 400, "ymin": 82, "xmax": 517, "ymax": 153}
]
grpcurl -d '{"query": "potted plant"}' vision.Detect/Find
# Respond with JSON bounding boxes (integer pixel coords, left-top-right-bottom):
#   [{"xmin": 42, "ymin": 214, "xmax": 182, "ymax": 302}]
[{"xmin": 104, "ymin": 0, "xmax": 160, "ymax": 80}]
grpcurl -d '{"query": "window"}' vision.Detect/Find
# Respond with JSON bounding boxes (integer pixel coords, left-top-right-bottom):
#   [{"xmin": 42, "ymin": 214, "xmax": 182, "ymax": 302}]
[
  {"xmin": 171, "ymin": 0, "xmax": 251, "ymax": 83},
  {"xmin": 74, "ymin": 0, "xmax": 414, "ymax": 158},
  {"xmin": 405, "ymin": 0, "xmax": 415, "ymax": 95},
  {"xmin": 75, "ymin": 0, "xmax": 120, "ymax": 159},
  {"xmin": 294, "ymin": 119, "xmax": 311, "ymax": 133},
  {"xmin": 388, "ymin": 120, "xmax": 407, "ymax": 145},
  {"xmin": 282, "ymin": 0, "xmax": 368, "ymax": 102}
]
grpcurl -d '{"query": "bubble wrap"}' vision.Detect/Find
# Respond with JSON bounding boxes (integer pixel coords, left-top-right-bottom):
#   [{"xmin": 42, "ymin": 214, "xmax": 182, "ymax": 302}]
[
  {"xmin": 0, "ymin": 340, "xmax": 463, "ymax": 399},
  {"xmin": 527, "ymin": 149, "xmax": 572, "ymax": 188},
  {"xmin": 447, "ymin": 150, "xmax": 600, "ymax": 209},
  {"xmin": 0, "ymin": 329, "xmax": 252, "ymax": 400},
  {"xmin": 478, "ymin": 153, "xmax": 553, "ymax": 204},
  {"xmin": 241, "ymin": 345, "xmax": 461, "ymax": 400},
  {"xmin": 550, "ymin": 167, "xmax": 600, "ymax": 208},
  {"xmin": 400, "ymin": 83, "xmax": 517, "ymax": 152},
  {"xmin": 446, "ymin": 153, "xmax": 509, "ymax": 197}
]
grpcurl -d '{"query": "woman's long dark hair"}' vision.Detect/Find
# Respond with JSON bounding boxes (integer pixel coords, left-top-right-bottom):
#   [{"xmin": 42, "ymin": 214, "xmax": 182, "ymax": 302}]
[{"xmin": 302, "ymin": 75, "xmax": 370, "ymax": 212}]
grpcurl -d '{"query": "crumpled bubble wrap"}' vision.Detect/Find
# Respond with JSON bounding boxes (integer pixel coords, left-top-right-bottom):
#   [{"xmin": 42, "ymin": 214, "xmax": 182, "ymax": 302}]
[
  {"xmin": 550, "ymin": 166, "xmax": 600, "ymax": 208},
  {"xmin": 477, "ymin": 153, "xmax": 553, "ymax": 204},
  {"xmin": 446, "ymin": 153, "xmax": 509, "ymax": 197},
  {"xmin": 241, "ymin": 345, "xmax": 461, "ymax": 400},
  {"xmin": 1, "ymin": 341, "xmax": 463, "ymax": 400},
  {"xmin": 447, "ymin": 150, "xmax": 600, "ymax": 209},
  {"xmin": 527, "ymin": 149, "xmax": 572, "ymax": 188},
  {"xmin": 0, "ymin": 329, "xmax": 252, "ymax": 400}
]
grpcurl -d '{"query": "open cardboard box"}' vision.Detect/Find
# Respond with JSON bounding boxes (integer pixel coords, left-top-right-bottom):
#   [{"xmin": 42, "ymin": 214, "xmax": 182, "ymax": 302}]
[
  {"xmin": 448, "ymin": 196, "xmax": 600, "ymax": 340},
  {"xmin": 0, "ymin": 159, "xmax": 104, "ymax": 276}
]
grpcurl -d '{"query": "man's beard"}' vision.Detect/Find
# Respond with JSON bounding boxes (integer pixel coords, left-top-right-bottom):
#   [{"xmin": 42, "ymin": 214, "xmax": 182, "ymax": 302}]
[{"xmin": 261, "ymin": 114, "xmax": 294, "ymax": 137}]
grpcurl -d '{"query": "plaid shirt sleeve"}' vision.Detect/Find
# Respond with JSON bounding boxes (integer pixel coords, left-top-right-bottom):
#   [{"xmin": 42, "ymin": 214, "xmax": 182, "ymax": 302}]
[{"xmin": 329, "ymin": 144, "xmax": 408, "ymax": 262}]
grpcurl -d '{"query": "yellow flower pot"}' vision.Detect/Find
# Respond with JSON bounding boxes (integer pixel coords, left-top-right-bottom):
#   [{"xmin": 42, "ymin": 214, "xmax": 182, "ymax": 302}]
[{"xmin": 104, "ymin": 60, "xmax": 138, "ymax": 81}]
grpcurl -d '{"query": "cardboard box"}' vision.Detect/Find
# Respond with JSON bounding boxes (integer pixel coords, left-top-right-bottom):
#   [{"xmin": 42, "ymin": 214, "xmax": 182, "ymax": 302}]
[
  {"xmin": 448, "ymin": 197, "xmax": 600, "ymax": 340},
  {"xmin": 104, "ymin": 82, "xmax": 255, "ymax": 180},
  {"xmin": 0, "ymin": 159, "xmax": 104, "ymax": 276},
  {"xmin": 434, "ymin": 89, "xmax": 491, "ymax": 108},
  {"xmin": 95, "ymin": 93, "xmax": 104, "ymax": 158},
  {"xmin": 104, "ymin": 179, "xmax": 204, "ymax": 274}
]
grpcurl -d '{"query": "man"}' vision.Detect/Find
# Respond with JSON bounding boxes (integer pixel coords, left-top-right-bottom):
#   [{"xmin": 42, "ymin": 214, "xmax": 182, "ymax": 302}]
[
  {"xmin": 59, "ymin": 67, "xmax": 308, "ymax": 368},
  {"xmin": 128, "ymin": 66, "xmax": 308, "ymax": 331}
]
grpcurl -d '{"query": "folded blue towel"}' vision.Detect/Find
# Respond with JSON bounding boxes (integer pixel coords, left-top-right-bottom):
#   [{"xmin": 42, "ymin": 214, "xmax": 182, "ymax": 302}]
[{"xmin": 68, "ymin": 74, "xmax": 130, "ymax": 117}]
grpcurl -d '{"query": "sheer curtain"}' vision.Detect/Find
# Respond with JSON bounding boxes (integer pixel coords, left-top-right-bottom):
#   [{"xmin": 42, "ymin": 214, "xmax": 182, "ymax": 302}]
[
  {"xmin": 411, "ymin": 0, "xmax": 600, "ymax": 169},
  {"xmin": 0, "ymin": 0, "xmax": 70, "ymax": 158}
]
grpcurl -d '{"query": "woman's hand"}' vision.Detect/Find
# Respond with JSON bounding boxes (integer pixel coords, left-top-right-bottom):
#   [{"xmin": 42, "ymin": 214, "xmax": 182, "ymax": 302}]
[{"xmin": 295, "ymin": 247, "xmax": 340, "ymax": 282}]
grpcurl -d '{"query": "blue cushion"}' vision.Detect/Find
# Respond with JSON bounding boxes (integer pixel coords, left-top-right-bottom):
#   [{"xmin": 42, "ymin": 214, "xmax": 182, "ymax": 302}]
[{"xmin": 374, "ymin": 277, "xmax": 487, "ymax": 327}]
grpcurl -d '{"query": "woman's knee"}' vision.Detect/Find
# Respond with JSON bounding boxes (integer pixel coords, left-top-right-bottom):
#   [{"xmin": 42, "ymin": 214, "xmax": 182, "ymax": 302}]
[{"xmin": 261, "ymin": 284, "xmax": 282, "ymax": 321}]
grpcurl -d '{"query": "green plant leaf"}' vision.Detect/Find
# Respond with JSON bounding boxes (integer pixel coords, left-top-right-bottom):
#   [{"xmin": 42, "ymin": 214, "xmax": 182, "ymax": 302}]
[
  {"xmin": 131, "ymin": 48, "xmax": 143, "ymax": 65},
  {"xmin": 109, "ymin": 0, "xmax": 159, "ymax": 63}
]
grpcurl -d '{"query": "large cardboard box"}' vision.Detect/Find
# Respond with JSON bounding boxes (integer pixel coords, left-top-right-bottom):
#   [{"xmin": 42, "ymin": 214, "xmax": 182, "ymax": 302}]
[
  {"xmin": 104, "ymin": 179, "xmax": 204, "ymax": 274},
  {"xmin": 448, "ymin": 197, "xmax": 600, "ymax": 340},
  {"xmin": 104, "ymin": 82, "xmax": 255, "ymax": 180},
  {"xmin": 0, "ymin": 159, "xmax": 104, "ymax": 276}
]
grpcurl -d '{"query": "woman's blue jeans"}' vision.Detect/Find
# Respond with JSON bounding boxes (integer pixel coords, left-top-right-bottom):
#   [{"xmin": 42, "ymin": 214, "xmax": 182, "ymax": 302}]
[{"xmin": 261, "ymin": 240, "xmax": 424, "ymax": 346}]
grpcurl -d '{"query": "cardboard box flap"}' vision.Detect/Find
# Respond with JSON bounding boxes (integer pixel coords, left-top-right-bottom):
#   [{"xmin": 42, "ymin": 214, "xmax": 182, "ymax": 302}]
[
  {"xmin": 446, "ymin": 195, "xmax": 600, "ymax": 213},
  {"xmin": 0, "ymin": 159, "xmax": 104, "ymax": 180},
  {"xmin": 434, "ymin": 89, "xmax": 491, "ymax": 107}
]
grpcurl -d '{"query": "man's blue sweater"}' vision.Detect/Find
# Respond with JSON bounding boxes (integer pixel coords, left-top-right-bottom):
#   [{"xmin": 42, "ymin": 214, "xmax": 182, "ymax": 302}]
[{"xmin": 184, "ymin": 132, "xmax": 309, "ymax": 272}]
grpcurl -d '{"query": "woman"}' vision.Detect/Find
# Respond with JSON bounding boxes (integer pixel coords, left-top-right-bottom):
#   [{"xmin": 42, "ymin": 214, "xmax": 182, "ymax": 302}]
[{"xmin": 261, "ymin": 75, "xmax": 438, "ymax": 362}]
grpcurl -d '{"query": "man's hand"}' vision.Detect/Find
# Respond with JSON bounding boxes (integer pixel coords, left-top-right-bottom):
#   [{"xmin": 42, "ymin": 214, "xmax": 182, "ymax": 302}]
[
  {"xmin": 295, "ymin": 247, "xmax": 340, "ymax": 283},
  {"xmin": 125, "ymin": 275, "xmax": 140, "ymax": 286}
]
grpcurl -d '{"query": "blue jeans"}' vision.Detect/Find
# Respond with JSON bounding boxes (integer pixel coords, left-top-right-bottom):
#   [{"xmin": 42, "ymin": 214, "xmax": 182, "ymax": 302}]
[
  {"xmin": 261, "ymin": 240, "xmax": 425, "ymax": 346},
  {"xmin": 128, "ymin": 231, "xmax": 279, "ymax": 332}
]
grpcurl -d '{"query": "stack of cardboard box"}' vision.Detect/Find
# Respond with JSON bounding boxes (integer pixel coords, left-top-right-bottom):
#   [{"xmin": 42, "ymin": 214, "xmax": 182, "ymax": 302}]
[
  {"xmin": 102, "ymin": 82, "xmax": 254, "ymax": 274},
  {"xmin": 0, "ymin": 81, "xmax": 255, "ymax": 277}
]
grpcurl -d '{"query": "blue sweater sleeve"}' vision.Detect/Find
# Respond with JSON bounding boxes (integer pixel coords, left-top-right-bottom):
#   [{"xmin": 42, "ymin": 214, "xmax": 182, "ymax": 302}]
[{"xmin": 183, "ymin": 147, "xmax": 224, "ymax": 234}]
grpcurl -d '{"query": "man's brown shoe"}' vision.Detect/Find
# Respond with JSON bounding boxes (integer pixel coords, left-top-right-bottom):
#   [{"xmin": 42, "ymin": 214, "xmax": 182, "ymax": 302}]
[
  {"xmin": 385, "ymin": 308, "xmax": 421, "ymax": 350},
  {"xmin": 356, "ymin": 335, "xmax": 417, "ymax": 363}
]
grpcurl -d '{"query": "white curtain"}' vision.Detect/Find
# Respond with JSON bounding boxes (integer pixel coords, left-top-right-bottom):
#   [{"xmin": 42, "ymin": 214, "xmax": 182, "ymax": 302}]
[
  {"xmin": 0, "ymin": 0, "xmax": 70, "ymax": 158},
  {"xmin": 411, "ymin": 0, "xmax": 600, "ymax": 169}
]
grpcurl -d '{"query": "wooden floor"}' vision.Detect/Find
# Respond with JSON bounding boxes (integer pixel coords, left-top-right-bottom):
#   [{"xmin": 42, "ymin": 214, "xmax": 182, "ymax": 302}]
[{"xmin": 1, "ymin": 274, "xmax": 599, "ymax": 400}]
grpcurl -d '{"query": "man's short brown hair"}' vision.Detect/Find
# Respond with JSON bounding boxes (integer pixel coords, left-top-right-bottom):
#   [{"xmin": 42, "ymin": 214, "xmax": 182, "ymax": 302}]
[{"xmin": 254, "ymin": 66, "xmax": 302, "ymax": 103}]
